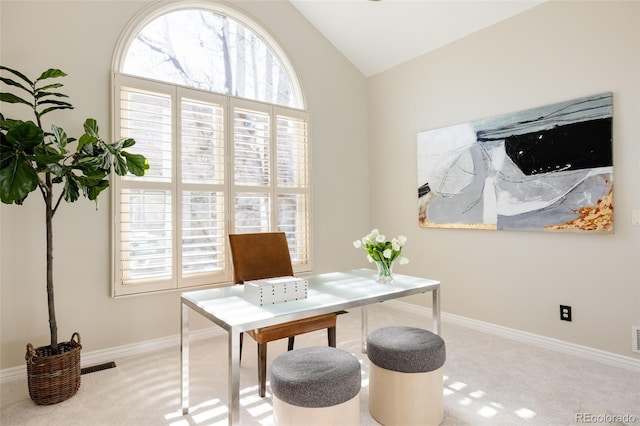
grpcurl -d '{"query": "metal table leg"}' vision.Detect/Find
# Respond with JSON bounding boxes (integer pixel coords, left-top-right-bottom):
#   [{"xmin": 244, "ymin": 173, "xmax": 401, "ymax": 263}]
[
  {"xmin": 181, "ymin": 302, "xmax": 189, "ymax": 414},
  {"xmin": 433, "ymin": 286, "xmax": 441, "ymax": 335},
  {"xmin": 228, "ymin": 329, "xmax": 241, "ymax": 425},
  {"xmin": 361, "ymin": 305, "xmax": 368, "ymax": 353}
]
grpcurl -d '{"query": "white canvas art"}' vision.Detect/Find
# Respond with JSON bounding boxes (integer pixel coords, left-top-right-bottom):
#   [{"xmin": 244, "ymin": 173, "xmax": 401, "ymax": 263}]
[{"xmin": 417, "ymin": 93, "xmax": 613, "ymax": 233}]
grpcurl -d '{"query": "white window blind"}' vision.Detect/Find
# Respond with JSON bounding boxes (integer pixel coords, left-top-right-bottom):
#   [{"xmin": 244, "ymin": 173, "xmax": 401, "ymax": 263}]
[
  {"xmin": 179, "ymin": 96, "xmax": 226, "ymax": 282},
  {"xmin": 117, "ymin": 82, "xmax": 174, "ymax": 293},
  {"xmin": 113, "ymin": 75, "xmax": 310, "ymax": 296},
  {"xmin": 233, "ymin": 107, "xmax": 271, "ymax": 187},
  {"xmin": 181, "ymin": 99, "xmax": 225, "ymax": 185},
  {"xmin": 277, "ymin": 114, "xmax": 308, "ymax": 188},
  {"xmin": 276, "ymin": 111, "xmax": 309, "ymax": 265},
  {"xmin": 232, "ymin": 103, "xmax": 271, "ymax": 234}
]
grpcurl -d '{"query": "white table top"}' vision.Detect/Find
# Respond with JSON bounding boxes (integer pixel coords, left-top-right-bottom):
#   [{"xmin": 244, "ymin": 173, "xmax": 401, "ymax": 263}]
[{"xmin": 181, "ymin": 268, "xmax": 440, "ymax": 332}]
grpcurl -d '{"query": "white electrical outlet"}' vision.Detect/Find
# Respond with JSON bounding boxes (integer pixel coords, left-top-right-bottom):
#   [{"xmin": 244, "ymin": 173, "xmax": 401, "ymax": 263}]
[{"xmin": 632, "ymin": 210, "xmax": 640, "ymax": 226}]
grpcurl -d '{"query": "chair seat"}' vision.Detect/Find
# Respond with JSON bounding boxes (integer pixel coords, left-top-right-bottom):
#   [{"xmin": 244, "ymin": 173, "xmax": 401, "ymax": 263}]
[{"xmin": 248, "ymin": 313, "xmax": 337, "ymax": 344}]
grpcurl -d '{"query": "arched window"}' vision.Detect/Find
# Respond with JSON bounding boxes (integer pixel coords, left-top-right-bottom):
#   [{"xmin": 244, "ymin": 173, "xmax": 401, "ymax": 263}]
[
  {"xmin": 112, "ymin": 2, "xmax": 310, "ymax": 296},
  {"xmin": 120, "ymin": 6, "xmax": 302, "ymax": 108}
]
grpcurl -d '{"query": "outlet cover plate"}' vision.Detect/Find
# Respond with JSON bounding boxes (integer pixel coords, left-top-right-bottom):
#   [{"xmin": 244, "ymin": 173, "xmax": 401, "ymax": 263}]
[{"xmin": 560, "ymin": 305, "xmax": 572, "ymax": 322}]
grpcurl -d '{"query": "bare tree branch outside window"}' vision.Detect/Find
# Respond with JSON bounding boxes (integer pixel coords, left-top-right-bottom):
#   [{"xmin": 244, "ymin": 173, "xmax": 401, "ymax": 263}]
[{"xmin": 123, "ymin": 9, "xmax": 295, "ymax": 107}]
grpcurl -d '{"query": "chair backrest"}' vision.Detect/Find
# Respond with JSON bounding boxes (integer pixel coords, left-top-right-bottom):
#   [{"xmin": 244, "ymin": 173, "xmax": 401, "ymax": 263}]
[{"xmin": 228, "ymin": 232, "xmax": 294, "ymax": 284}]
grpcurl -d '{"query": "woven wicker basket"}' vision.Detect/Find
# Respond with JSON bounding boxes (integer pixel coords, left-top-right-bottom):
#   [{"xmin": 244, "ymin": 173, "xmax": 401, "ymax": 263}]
[{"xmin": 25, "ymin": 332, "xmax": 82, "ymax": 405}]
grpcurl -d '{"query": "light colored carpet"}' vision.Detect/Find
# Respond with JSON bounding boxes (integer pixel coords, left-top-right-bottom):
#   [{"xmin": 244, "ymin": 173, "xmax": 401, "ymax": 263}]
[{"xmin": 1, "ymin": 303, "xmax": 639, "ymax": 425}]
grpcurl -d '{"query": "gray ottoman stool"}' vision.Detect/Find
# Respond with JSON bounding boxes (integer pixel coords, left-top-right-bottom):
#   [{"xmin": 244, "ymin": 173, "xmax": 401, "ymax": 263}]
[
  {"xmin": 270, "ymin": 346, "xmax": 361, "ymax": 426},
  {"xmin": 367, "ymin": 326, "xmax": 446, "ymax": 426}
]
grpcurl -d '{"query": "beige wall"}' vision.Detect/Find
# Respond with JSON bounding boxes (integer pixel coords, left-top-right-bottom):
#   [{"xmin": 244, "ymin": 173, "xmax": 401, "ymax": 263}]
[
  {"xmin": 0, "ymin": 0, "xmax": 369, "ymax": 369},
  {"xmin": 1, "ymin": 0, "xmax": 638, "ymax": 371},
  {"xmin": 367, "ymin": 0, "xmax": 640, "ymax": 357}
]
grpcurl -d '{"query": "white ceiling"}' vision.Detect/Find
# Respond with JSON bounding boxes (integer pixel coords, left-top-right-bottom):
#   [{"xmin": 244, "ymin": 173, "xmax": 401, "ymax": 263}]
[{"xmin": 289, "ymin": 0, "xmax": 546, "ymax": 77}]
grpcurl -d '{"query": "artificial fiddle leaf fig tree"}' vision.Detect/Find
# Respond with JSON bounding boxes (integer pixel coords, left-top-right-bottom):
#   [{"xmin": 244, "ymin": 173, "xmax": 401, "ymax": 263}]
[{"xmin": 0, "ymin": 66, "xmax": 149, "ymax": 355}]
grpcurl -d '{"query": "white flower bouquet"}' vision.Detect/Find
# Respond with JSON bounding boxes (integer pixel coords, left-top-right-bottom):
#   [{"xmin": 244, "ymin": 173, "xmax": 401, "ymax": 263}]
[{"xmin": 353, "ymin": 229, "xmax": 409, "ymax": 282}]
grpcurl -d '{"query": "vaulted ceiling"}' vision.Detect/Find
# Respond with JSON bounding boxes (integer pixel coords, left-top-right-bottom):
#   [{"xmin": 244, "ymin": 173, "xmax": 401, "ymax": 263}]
[{"xmin": 289, "ymin": 0, "xmax": 546, "ymax": 76}]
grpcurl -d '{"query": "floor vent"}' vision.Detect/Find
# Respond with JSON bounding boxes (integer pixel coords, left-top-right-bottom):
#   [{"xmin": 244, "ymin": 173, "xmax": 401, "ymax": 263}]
[
  {"xmin": 633, "ymin": 326, "xmax": 640, "ymax": 353},
  {"xmin": 81, "ymin": 361, "xmax": 116, "ymax": 375}
]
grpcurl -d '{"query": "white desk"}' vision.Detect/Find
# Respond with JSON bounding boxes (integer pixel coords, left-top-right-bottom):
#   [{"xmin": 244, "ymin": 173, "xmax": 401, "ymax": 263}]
[{"xmin": 180, "ymin": 268, "xmax": 441, "ymax": 425}]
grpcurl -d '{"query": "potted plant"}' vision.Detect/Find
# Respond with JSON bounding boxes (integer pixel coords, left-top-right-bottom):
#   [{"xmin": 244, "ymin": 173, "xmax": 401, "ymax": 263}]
[{"xmin": 0, "ymin": 66, "xmax": 148, "ymax": 404}]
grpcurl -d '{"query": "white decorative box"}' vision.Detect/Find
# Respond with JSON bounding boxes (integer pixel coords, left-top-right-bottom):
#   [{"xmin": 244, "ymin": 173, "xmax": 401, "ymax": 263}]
[{"xmin": 244, "ymin": 276, "xmax": 308, "ymax": 306}]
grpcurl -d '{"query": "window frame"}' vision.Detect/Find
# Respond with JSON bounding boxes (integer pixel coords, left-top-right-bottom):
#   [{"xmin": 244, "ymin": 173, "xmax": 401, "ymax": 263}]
[
  {"xmin": 111, "ymin": 0, "xmax": 305, "ymax": 109},
  {"xmin": 111, "ymin": 2, "xmax": 311, "ymax": 297}
]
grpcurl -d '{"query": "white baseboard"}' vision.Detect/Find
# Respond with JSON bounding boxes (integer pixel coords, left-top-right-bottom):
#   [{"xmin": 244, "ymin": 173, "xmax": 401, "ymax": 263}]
[
  {"xmin": 0, "ymin": 327, "xmax": 224, "ymax": 384},
  {"xmin": 3, "ymin": 302, "xmax": 638, "ymax": 382},
  {"xmin": 384, "ymin": 299, "xmax": 640, "ymax": 373}
]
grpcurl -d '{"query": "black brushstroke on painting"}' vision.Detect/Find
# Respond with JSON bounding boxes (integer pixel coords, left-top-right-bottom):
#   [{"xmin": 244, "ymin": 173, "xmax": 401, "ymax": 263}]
[
  {"xmin": 418, "ymin": 182, "xmax": 431, "ymax": 198},
  {"xmin": 504, "ymin": 118, "xmax": 612, "ymax": 176}
]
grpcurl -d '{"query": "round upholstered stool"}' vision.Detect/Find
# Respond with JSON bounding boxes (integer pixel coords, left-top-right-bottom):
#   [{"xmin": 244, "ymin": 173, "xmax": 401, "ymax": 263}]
[
  {"xmin": 367, "ymin": 326, "xmax": 446, "ymax": 426},
  {"xmin": 270, "ymin": 346, "xmax": 361, "ymax": 426}
]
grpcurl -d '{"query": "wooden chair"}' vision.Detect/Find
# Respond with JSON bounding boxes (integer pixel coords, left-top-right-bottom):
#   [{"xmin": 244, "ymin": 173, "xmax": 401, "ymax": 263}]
[{"xmin": 228, "ymin": 232, "xmax": 337, "ymax": 397}]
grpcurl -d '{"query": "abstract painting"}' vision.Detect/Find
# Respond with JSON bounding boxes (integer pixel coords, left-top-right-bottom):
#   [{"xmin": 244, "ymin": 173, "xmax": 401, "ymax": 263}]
[{"xmin": 417, "ymin": 93, "xmax": 613, "ymax": 233}]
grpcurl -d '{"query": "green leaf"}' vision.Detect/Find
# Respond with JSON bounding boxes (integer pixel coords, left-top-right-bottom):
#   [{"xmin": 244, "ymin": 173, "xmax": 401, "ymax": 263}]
[
  {"xmin": 80, "ymin": 142, "xmax": 111, "ymax": 171},
  {"xmin": 46, "ymin": 163, "xmax": 64, "ymax": 176},
  {"xmin": 77, "ymin": 133, "xmax": 97, "ymax": 152},
  {"xmin": 76, "ymin": 173, "xmax": 109, "ymax": 202},
  {"xmin": 38, "ymin": 99, "xmax": 73, "ymax": 107},
  {"xmin": 86, "ymin": 179, "xmax": 109, "ymax": 201},
  {"xmin": 51, "ymin": 124, "xmax": 68, "ymax": 149},
  {"xmin": 0, "ymin": 76, "xmax": 32, "ymax": 94},
  {"xmin": 98, "ymin": 151, "xmax": 112, "ymax": 170},
  {"xmin": 83, "ymin": 118, "xmax": 99, "ymax": 138},
  {"xmin": 6, "ymin": 121, "xmax": 44, "ymax": 151},
  {"xmin": 122, "ymin": 152, "xmax": 149, "ymax": 176},
  {"xmin": 121, "ymin": 138, "xmax": 136, "ymax": 148},
  {"xmin": 113, "ymin": 153, "xmax": 127, "ymax": 175},
  {"xmin": 39, "ymin": 105, "xmax": 74, "ymax": 116},
  {"xmin": 37, "ymin": 82, "xmax": 64, "ymax": 91},
  {"xmin": 0, "ymin": 92, "xmax": 33, "ymax": 107},
  {"xmin": 36, "ymin": 69, "xmax": 67, "ymax": 81},
  {"xmin": 35, "ymin": 91, "xmax": 70, "ymax": 100},
  {"xmin": 1, "ymin": 117, "xmax": 21, "ymax": 129},
  {"xmin": 0, "ymin": 133, "xmax": 12, "ymax": 169},
  {"xmin": 39, "ymin": 143, "xmax": 60, "ymax": 156},
  {"xmin": 0, "ymin": 66, "xmax": 33, "ymax": 86},
  {"xmin": 63, "ymin": 173, "xmax": 80, "ymax": 203},
  {"xmin": 0, "ymin": 118, "xmax": 25, "ymax": 132},
  {"xmin": 72, "ymin": 159, "xmax": 101, "ymax": 177},
  {"xmin": 104, "ymin": 142, "xmax": 118, "ymax": 155},
  {"xmin": 80, "ymin": 152, "xmax": 110, "ymax": 172},
  {"xmin": 0, "ymin": 157, "xmax": 39, "ymax": 204},
  {"xmin": 76, "ymin": 173, "xmax": 107, "ymax": 187},
  {"xmin": 33, "ymin": 154, "xmax": 65, "ymax": 167}
]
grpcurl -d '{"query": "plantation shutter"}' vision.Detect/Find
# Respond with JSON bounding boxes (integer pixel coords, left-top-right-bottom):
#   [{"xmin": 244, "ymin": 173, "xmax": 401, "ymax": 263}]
[
  {"xmin": 276, "ymin": 111, "xmax": 309, "ymax": 265},
  {"xmin": 113, "ymin": 75, "xmax": 310, "ymax": 296},
  {"xmin": 230, "ymin": 100, "xmax": 310, "ymax": 268},
  {"xmin": 116, "ymin": 78, "xmax": 175, "ymax": 294},
  {"xmin": 179, "ymin": 94, "xmax": 227, "ymax": 285},
  {"xmin": 232, "ymin": 102, "xmax": 271, "ymax": 234}
]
